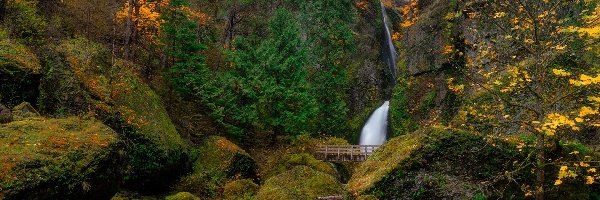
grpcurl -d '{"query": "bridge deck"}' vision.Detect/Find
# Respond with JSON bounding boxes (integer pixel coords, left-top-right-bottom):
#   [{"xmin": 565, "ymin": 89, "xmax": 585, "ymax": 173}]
[{"xmin": 315, "ymin": 145, "xmax": 380, "ymax": 162}]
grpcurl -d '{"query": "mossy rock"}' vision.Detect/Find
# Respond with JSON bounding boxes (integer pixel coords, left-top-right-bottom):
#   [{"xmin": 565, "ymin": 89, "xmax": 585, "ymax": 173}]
[
  {"xmin": 0, "ymin": 117, "xmax": 121, "ymax": 200},
  {"xmin": 255, "ymin": 166, "xmax": 347, "ymax": 200},
  {"xmin": 165, "ymin": 192, "xmax": 201, "ymax": 200},
  {"xmin": 267, "ymin": 153, "xmax": 337, "ymax": 179},
  {"xmin": 348, "ymin": 130, "xmax": 425, "ymax": 195},
  {"xmin": 177, "ymin": 136, "xmax": 257, "ymax": 198},
  {"xmin": 349, "ymin": 127, "xmax": 600, "ymax": 199},
  {"xmin": 55, "ymin": 38, "xmax": 186, "ymax": 186},
  {"xmin": 0, "ymin": 29, "xmax": 40, "ymax": 75},
  {"xmin": 223, "ymin": 179, "xmax": 259, "ymax": 200},
  {"xmin": 0, "ymin": 29, "xmax": 41, "ymax": 107}
]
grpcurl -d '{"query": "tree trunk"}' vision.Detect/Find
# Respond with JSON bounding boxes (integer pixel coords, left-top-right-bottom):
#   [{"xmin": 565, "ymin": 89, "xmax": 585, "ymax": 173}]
[
  {"xmin": 222, "ymin": 7, "xmax": 237, "ymax": 49},
  {"xmin": 123, "ymin": 0, "xmax": 134, "ymax": 59},
  {"xmin": 535, "ymin": 133, "xmax": 545, "ymax": 200},
  {"xmin": 0, "ymin": 0, "xmax": 6, "ymax": 21}
]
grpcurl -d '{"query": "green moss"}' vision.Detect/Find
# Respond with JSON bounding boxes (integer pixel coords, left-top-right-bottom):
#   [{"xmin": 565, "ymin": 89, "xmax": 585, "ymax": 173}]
[
  {"xmin": 176, "ymin": 136, "xmax": 257, "ymax": 198},
  {"xmin": 165, "ymin": 192, "xmax": 201, "ymax": 200},
  {"xmin": 267, "ymin": 153, "xmax": 337, "ymax": 179},
  {"xmin": 0, "ymin": 117, "xmax": 120, "ymax": 199},
  {"xmin": 348, "ymin": 131, "xmax": 425, "ymax": 195},
  {"xmin": 0, "ymin": 29, "xmax": 40, "ymax": 74},
  {"xmin": 223, "ymin": 179, "xmax": 259, "ymax": 200},
  {"xmin": 255, "ymin": 166, "xmax": 347, "ymax": 200}
]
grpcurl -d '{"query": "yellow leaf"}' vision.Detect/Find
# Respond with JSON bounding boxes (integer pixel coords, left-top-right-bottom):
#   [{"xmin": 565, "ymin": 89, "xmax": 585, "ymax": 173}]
[
  {"xmin": 552, "ymin": 69, "xmax": 571, "ymax": 77},
  {"xmin": 554, "ymin": 179, "xmax": 563, "ymax": 185},
  {"xmin": 585, "ymin": 176, "xmax": 595, "ymax": 184}
]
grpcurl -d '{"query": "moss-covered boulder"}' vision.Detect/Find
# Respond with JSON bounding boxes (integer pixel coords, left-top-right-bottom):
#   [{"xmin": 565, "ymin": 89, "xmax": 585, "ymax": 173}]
[
  {"xmin": 267, "ymin": 153, "xmax": 337, "ymax": 179},
  {"xmin": 349, "ymin": 127, "xmax": 600, "ymax": 199},
  {"xmin": 255, "ymin": 165, "xmax": 347, "ymax": 200},
  {"xmin": 177, "ymin": 136, "xmax": 257, "ymax": 198},
  {"xmin": 223, "ymin": 179, "xmax": 259, "ymax": 200},
  {"xmin": 165, "ymin": 192, "xmax": 201, "ymax": 200},
  {"xmin": 0, "ymin": 29, "xmax": 41, "ymax": 107},
  {"xmin": 53, "ymin": 38, "xmax": 186, "ymax": 187},
  {"xmin": 0, "ymin": 117, "xmax": 121, "ymax": 200}
]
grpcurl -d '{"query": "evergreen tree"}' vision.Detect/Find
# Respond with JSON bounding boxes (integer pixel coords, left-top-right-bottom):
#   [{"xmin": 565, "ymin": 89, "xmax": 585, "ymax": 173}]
[
  {"xmin": 160, "ymin": 0, "xmax": 208, "ymax": 97},
  {"xmin": 298, "ymin": 0, "xmax": 357, "ymax": 136},
  {"xmin": 226, "ymin": 8, "xmax": 318, "ymax": 138}
]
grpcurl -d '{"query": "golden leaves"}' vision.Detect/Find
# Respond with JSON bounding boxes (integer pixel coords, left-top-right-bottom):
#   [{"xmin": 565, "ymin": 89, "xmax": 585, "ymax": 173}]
[
  {"xmin": 493, "ymin": 12, "xmax": 506, "ymax": 18},
  {"xmin": 569, "ymin": 74, "xmax": 600, "ymax": 86},
  {"xmin": 552, "ymin": 69, "xmax": 571, "ymax": 77},
  {"xmin": 400, "ymin": 0, "xmax": 419, "ymax": 28}
]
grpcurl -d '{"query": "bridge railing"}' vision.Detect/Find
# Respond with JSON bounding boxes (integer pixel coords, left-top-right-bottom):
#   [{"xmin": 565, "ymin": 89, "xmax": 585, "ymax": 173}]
[{"xmin": 315, "ymin": 145, "xmax": 380, "ymax": 162}]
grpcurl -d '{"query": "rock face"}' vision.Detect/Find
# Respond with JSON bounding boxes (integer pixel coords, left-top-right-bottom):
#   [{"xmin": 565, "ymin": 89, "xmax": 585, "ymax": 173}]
[
  {"xmin": 349, "ymin": 127, "xmax": 600, "ymax": 199},
  {"xmin": 176, "ymin": 136, "xmax": 258, "ymax": 198},
  {"xmin": 402, "ymin": 0, "xmax": 453, "ymax": 76},
  {"xmin": 0, "ymin": 117, "xmax": 121, "ymax": 200}
]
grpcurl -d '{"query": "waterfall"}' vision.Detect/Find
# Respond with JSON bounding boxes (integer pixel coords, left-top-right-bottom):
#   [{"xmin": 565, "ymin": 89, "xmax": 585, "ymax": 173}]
[
  {"xmin": 358, "ymin": 2, "xmax": 398, "ymax": 146},
  {"xmin": 359, "ymin": 101, "xmax": 390, "ymax": 145},
  {"xmin": 380, "ymin": 0, "xmax": 398, "ymax": 85}
]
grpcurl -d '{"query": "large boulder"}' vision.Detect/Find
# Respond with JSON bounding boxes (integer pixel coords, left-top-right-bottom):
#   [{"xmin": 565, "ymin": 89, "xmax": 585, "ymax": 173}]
[
  {"xmin": 176, "ymin": 136, "xmax": 258, "ymax": 198},
  {"xmin": 0, "ymin": 117, "xmax": 121, "ymax": 200},
  {"xmin": 349, "ymin": 127, "xmax": 600, "ymax": 199},
  {"xmin": 52, "ymin": 38, "xmax": 187, "ymax": 187},
  {"xmin": 255, "ymin": 165, "xmax": 347, "ymax": 200}
]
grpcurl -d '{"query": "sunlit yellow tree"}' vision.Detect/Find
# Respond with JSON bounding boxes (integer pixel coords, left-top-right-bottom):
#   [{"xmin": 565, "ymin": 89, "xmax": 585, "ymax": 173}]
[{"xmin": 461, "ymin": 0, "xmax": 600, "ymax": 199}]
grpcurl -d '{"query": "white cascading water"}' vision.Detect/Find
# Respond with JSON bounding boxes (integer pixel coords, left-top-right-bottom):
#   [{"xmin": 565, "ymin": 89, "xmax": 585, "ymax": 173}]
[
  {"xmin": 358, "ymin": 2, "xmax": 397, "ymax": 146},
  {"xmin": 359, "ymin": 101, "xmax": 390, "ymax": 145},
  {"xmin": 380, "ymin": 0, "xmax": 398, "ymax": 85}
]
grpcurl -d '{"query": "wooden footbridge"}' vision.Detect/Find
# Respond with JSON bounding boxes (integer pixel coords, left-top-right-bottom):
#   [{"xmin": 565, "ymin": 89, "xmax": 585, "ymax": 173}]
[{"xmin": 315, "ymin": 145, "xmax": 380, "ymax": 162}]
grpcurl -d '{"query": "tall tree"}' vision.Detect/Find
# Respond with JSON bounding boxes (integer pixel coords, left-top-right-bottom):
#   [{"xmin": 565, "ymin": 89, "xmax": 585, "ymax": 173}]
[
  {"xmin": 223, "ymin": 8, "xmax": 319, "ymax": 138},
  {"xmin": 298, "ymin": 0, "xmax": 357, "ymax": 135},
  {"xmin": 462, "ymin": 0, "xmax": 600, "ymax": 198},
  {"xmin": 160, "ymin": 0, "xmax": 208, "ymax": 96}
]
